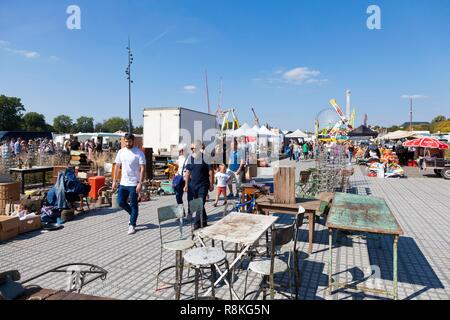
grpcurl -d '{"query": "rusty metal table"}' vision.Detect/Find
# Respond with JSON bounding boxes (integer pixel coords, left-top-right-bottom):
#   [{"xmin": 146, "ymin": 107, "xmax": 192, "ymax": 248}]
[
  {"xmin": 326, "ymin": 192, "xmax": 404, "ymax": 300},
  {"xmin": 197, "ymin": 212, "xmax": 279, "ymax": 299},
  {"xmin": 9, "ymin": 166, "xmax": 54, "ymax": 194},
  {"xmin": 256, "ymin": 195, "xmax": 322, "ymax": 254}
]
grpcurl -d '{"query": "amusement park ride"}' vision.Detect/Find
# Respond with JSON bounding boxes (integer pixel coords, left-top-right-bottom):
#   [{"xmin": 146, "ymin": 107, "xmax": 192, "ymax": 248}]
[{"xmin": 316, "ymin": 92, "xmax": 357, "ymax": 142}]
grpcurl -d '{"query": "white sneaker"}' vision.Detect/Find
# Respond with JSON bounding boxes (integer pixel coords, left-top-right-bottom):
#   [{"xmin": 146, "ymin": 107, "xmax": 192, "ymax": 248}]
[{"xmin": 128, "ymin": 225, "xmax": 136, "ymax": 235}]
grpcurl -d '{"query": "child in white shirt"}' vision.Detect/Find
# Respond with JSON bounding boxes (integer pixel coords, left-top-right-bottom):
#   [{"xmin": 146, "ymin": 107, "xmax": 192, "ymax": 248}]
[{"xmin": 214, "ymin": 164, "xmax": 231, "ymax": 207}]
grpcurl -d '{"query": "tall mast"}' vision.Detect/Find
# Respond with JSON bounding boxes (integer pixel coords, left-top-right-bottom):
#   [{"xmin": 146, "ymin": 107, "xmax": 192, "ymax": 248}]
[{"xmin": 205, "ymin": 70, "xmax": 211, "ymax": 114}]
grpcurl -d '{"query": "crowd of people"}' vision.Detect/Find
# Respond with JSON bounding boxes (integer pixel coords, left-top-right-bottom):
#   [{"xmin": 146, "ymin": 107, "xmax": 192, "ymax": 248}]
[
  {"xmin": 287, "ymin": 139, "xmax": 315, "ymax": 161},
  {"xmin": 0, "ymin": 136, "xmax": 121, "ymax": 169},
  {"xmin": 1, "ymin": 137, "xmax": 59, "ymax": 160}
]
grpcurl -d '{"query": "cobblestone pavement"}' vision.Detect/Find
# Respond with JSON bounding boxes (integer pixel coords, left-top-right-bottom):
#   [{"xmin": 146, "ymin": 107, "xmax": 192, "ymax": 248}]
[{"xmin": 1, "ymin": 159, "xmax": 449, "ymax": 300}]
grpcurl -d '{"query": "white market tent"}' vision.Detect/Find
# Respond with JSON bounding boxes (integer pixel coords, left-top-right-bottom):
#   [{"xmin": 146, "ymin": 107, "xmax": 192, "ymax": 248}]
[
  {"xmin": 259, "ymin": 126, "xmax": 277, "ymax": 136},
  {"xmin": 230, "ymin": 123, "xmax": 258, "ymax": 137},
  {"xmin": 380, "ymin": 130, "xmax": 422, "ymax": 140},
  {"xmin": 286, "ymin": 129, "xmax": 308, "ymax": 139}
]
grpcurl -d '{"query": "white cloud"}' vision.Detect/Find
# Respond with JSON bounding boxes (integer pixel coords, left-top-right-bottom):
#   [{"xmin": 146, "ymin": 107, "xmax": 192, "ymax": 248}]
[
  {"xmin": 401, "ymin": 94, "xmax": 428, "ymax": 99},
  {"xmin": 183, "ymin": 85, "xmax": 197, "ymax": 93},
  {"xmin": 282, "ymin": 67, "xmax": 322, "ymax": 84},
  {"xmin": 1, "ymin": 41, "xmax": 40, "ymax": 59},
  {"xmin": 256, "ymin": 66, "xmax": 327, "ymax": 87}
]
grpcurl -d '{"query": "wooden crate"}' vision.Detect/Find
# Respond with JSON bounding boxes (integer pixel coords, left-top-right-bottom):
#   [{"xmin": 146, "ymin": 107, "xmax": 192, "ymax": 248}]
[
  {"xmin": 0, "ymin": 182, "xmax": 21, "ymax": 215},
  {"xmin": 273, "ymin": 167, "xmax": 296, "ymax": 204}
]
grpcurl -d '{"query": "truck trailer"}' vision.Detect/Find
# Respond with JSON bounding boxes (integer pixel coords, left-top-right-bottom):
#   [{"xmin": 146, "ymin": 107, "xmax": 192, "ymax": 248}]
[{"xmin": 143, "ymin": 107, "xmax": 218, "ymax": 155}]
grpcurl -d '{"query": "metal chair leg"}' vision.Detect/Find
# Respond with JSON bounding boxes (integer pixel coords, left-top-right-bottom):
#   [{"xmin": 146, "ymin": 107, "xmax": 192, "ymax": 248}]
[
  {"xmin": 269, "ymin": 274, "xmax": 275, "ymax": 300},
  {"xmin": 175, "ymin": 251, "xmax": 181, "ymax": 300},
  {"xmin": 155, "ymin": 248, "xmax": 163, "ymax": 291},
  {"xmin": 194, "ymin": 268, "xmax": 200, "ymax": 300},
  {"xmin": 294, "ymin": 250, "xmax": 300, "ymax": 300},
  {"xmin": 243, "ymin": 268, "xmax": 250, "ymax": 300},
  {"xmin": 262, "ymin": 275, "xmax": 267, "ymax": 301},
  {"xmin": 210, "ymin": 264, "xmax": 216, "ymax": 299}
]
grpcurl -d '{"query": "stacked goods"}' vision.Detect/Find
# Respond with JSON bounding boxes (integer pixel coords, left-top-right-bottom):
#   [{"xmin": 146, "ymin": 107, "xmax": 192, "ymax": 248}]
[
  {"xmin": 368, "ymin": 162, "xmax": 385, "ymax": 178},
  {"xmin": 385, "ymin": 163, "xmax": 405, "ymax": 178},
  {"xmin": 0, "ymin": 182, "xmax": 21, "ymax": 215},
  {"xmin": 380, "ymin": 150, "xmax": 399, "ymax": 165},
  {"xmin": 70, "ymin": 151, "xmax": 90, "ymax": 171}
]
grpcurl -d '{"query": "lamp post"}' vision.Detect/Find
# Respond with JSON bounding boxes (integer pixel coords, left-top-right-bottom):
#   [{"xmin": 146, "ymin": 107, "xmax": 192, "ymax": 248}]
[
  {"xmin": 125, "ymin": 38, "xmax": 134, "ymax": 134},
  {"xmin": 409, "ymin": 98, "xmax": 413, "ymax": 132}
]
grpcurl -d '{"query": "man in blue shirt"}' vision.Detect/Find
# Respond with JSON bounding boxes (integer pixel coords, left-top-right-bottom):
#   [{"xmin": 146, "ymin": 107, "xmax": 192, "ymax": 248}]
[
  {"xmin": 14, "ymin": 138, "xmax": 22, "ymax": 156},
  {"xmin": 227, "ymin": 139, "xmax": 245, "ymax": 198},
  {"xmin": 184, "ymin": 140, "xmax": 214, "ymax": 229}
]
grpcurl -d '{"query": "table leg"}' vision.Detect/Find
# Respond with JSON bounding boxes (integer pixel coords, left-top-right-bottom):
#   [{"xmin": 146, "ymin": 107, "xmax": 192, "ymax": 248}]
[
  {"xmin": 393, "ymin": 235, "xmax": 399, "ymax": 300},
  {"xmin": 308, "ymin": 212, "xmax": 315, "ymax": 254},
  {"xmin": 21, "ymin": 173, "xmax": 25, "ymax": 194},
  {"xmin": 328, "ymin": 229, "xmax": 333, "ymax": 295}
]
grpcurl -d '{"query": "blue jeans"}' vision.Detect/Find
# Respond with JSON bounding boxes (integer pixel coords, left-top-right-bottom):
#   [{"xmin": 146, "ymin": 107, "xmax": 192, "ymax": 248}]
[
  {"xmin": 118, "ymin": 185, "xmax": 139, "ymax": 227},
  {"xmin": 175, "ymin": 182, "xmax": 194, "ymax": 207},
  {"xmin": 191, "ymin": 184, "xmax": 209, "ymax": 227}
]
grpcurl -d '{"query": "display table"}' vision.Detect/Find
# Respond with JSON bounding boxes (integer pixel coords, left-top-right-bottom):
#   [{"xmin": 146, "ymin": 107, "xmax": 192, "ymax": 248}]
[
  {"xmin": 326, "ymin": 192, "xmax": 404, "ymax": 300},
  {"xmin": 9, "ymin": 166, "xmax": 54, "ymax": 194}
]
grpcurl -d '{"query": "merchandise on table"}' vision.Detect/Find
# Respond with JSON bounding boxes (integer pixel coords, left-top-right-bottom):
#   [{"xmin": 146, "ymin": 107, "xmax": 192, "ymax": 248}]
[{"xmin": 385, "ymin": 163, "xmax": 405, "ymax": 178}]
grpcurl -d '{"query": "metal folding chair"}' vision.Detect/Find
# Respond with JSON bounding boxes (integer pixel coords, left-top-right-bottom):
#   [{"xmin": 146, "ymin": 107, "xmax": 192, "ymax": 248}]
[{"xmin": 155, "ymin": 204, "xmax": 195, "ymax": 299}]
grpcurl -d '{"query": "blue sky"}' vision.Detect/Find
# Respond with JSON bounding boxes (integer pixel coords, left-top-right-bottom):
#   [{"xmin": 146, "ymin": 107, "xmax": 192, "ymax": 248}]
[{"xmin": 1, "ymin": 0, "xmax": 449, "ymax": 131}]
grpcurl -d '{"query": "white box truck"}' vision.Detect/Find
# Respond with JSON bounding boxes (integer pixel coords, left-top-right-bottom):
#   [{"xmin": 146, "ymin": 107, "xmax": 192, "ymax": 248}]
[{"xmin": 143, "ymin": 107, "xmax": 218, "ymax": 155}]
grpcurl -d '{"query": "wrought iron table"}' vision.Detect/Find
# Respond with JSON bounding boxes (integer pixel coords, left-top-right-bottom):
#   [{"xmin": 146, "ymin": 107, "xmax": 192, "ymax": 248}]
[{"xmin": 197, "ymin": 212, "xmax": 278, "ymax": 299}]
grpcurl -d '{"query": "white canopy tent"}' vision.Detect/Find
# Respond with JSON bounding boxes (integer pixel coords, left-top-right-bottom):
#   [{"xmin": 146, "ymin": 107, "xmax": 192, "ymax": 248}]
[
  {"xmin": 230, "ymin": 123, "xmax": 258, "ymax": 137},
  {"xmin": 286, "ymin": 129, "xmax": 308, "ymax": 139},
  {"xmin": 380, "ymin": 130, "xmax": 422, "ymax": 140}
]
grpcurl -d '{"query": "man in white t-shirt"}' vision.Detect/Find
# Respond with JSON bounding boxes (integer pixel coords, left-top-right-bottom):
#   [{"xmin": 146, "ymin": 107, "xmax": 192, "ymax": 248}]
[{"xmin": 112, "ymin": 134, "xmax": 146, "ymax": 235}]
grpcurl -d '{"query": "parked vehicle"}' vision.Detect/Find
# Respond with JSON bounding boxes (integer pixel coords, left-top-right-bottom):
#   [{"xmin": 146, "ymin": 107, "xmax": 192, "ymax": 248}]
[
  {"xmin": 424, "ymin": 158, "xmax": 450, "ymax": 180},
  {"xmin": 143, "ymin": 107, "xmax": 218, "ymax": 155}
]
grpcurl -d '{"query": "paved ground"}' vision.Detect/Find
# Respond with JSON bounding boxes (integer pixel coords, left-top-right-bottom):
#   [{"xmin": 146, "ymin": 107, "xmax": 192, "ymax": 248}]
[{"xmin": 1, "ymin": 159, "xmax": 449, "ymax": 300}]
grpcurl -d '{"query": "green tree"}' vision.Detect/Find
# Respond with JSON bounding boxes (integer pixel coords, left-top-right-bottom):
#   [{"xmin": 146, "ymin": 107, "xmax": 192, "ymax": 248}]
[
  {"xmin": 22, "ymin": 112, "xmax": 49, "ymax": 132},
  {"xmin": 101, "ymin": 117, "xmax": 129, "ymax": 133},
  {"xmin": 53, "ymin": 115, "xmax": 74, "ymax": 133},
  {"xmin": 433, "ymin": 120, "xmax": 450, "ymax": 133},
  {"xmin": 133, "ymin": 125, "xmax": 143, "ymax": 134},
  {"xmin": 0, "ymin": 95, "xmax": 26, "ymax": 130},
  {"xmin": 75, "ymin": 116, "xmax": 94, "ymax": 133},
  {"xmin": 431, "ymin": 115, "xmax": 447, "ymax": 124}
]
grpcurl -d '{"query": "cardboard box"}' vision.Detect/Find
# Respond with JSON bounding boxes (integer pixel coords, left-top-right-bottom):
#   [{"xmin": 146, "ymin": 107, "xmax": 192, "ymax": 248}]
[
  {"xmin": 0, "ymin": 215, "xmax": 19, "ymax": 241},
  {"xmin": 18, "ymin": 216, "xmax": 42, "ymax": 234}
]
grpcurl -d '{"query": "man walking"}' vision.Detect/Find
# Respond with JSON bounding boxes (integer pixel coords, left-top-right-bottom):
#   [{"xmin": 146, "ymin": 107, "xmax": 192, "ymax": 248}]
[
  {"xmin": 184, "ymin": 140, "xmax": 214, "ymax": 229},
  {"xmin": 112, "ymin": 134, "xmax": 146, "ymax": 235},
  {"xmin": 227, "ymin": 139, "xmax": 245, "ymax": 198}
]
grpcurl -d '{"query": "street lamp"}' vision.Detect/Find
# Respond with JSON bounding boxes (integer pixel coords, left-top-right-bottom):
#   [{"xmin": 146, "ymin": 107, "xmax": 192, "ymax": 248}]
[
  {"xmin": 401, "ymin": 95, "xmax": 427, "ymax": 132},
  {"xmin": 125, "ymin": 37, "xmax": 134, "ymax": 134}
]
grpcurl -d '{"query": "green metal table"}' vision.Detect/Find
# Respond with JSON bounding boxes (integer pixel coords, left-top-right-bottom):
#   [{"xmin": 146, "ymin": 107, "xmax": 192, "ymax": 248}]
[{"xmin": 326, "ymin": 192, "xmax": 404, "ymax": 300}]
